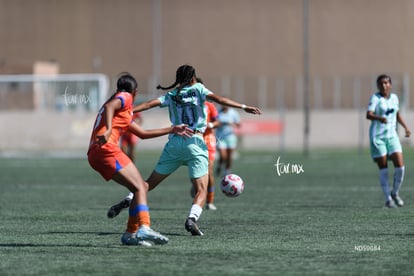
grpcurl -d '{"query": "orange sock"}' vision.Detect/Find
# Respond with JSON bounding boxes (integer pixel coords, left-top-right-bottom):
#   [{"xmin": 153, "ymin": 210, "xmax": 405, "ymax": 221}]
[
  {"xmin": 126, "ymin": 216, "xmax": 139, "ymax": 233},
  {"xmin": 207, "ymin": 186, "xmax": 215, "ymax": 203},
  {"xmin": 139, "ymin": 210, "xmax": 150, "ymax": 227},
  {"xmin": 126, "ymin": 204, "xmax": 150, "ymax": 233}
]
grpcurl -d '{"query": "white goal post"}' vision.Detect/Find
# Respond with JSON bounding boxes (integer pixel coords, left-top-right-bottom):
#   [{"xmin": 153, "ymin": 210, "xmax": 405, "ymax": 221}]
[
  {"xmin": 0, "ymin": 74, "xmax": 110, "ymax": 154},
  {"xmin": 0, "ymin": 74, "xmax": 109, "ymax": 112}
]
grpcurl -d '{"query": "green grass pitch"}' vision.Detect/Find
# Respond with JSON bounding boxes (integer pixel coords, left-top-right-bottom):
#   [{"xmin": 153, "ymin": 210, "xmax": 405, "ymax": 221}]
[{"xmin": 1, "ymin": 148, "xmax": 414, "ymax": 275}]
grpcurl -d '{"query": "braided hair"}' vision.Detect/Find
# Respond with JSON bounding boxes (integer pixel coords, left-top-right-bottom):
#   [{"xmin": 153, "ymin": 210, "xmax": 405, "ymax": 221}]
[{"xmin": 157, "ymin": 64, "xmax": 196, "ymax": 93}]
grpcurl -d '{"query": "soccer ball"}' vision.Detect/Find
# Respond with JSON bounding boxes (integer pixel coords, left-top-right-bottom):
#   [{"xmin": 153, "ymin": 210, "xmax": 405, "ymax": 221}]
[{"xmin": 220, "ymin": 174, "xmax": 244, "ymax": 197}]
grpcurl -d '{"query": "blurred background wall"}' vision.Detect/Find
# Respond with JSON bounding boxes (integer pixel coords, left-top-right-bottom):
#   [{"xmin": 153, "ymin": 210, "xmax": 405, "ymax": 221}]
[
  {"xmin": 3, "ymin": 1, "xmax": 414, "ymax": 81},
  {"xmin": 1, "ymin": 0, "xmax": 414, "ymax": 153}
]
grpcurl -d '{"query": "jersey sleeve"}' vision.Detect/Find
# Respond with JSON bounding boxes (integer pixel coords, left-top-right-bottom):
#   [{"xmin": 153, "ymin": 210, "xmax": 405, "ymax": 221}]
[
  {"xmin": 367, "ymin": 94, "xmax": 378, "ymax": 112},
  {"xmin": 158, "ymin": 94, "xmax": 170, "ymax": 108},
  {"xmin": 115, "ymin": 92, "xmax": 133, "ymax": 109},
  {"xmin": 196, "ymin": 83, "xmax": 213, "ymax": 99},
  {"xmin": 115, "ymin": 96, "xmax": 126, "ymax": 108},
  {"xmin": 393, "ymin": 94, "xmax": 400, "ymax": 112}
]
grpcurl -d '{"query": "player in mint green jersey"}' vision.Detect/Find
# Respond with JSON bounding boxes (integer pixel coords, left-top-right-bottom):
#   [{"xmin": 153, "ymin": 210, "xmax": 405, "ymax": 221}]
[
  {"xmin": 366, "ymin": 74, "xmax": 411, "ymax": 208},
  {"xmin": 128, "ymin": 65, "xmax": 261, "ymax": 235}
]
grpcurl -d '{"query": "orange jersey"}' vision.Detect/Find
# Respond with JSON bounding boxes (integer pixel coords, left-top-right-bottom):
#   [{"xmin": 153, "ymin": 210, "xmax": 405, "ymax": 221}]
[
  {"xmin": 89, "ymin": 92, "xmax": 134, "ymax": 147},
  {"xmin": 204, "ymin": 101, "xmax": 218, "ymax": 137}
]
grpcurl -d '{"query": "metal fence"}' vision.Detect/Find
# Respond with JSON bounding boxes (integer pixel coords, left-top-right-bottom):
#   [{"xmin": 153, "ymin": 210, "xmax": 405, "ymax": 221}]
[{"xmin": 0, "ymin": 73, "xmax": 411, "ymax": 112}]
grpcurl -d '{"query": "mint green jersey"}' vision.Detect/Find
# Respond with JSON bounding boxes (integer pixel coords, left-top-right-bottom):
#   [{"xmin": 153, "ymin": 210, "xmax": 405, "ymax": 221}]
[
  {"xmin": 158, "ymin": 83, "xmax": 212, "ymax": 133},
  {"xmin": 367, "ymin": 92, "xmax": 399, "ymax": 139}
]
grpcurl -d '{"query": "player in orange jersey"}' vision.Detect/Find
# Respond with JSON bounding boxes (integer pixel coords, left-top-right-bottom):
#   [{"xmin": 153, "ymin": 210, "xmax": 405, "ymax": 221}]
[
  {"xmin": 194, "ymin": 78, "xmax": 220, "ymax": 210},
  {"xmin": 189, "ymin": 96, "xmax": 219, "ymax": 210},
  {"xmin": 202, "ymin": 101, "xmax": 219, "ymax": 210},
  {"xmin": 87, "ymin": 73, "xmax": 192, "ymax": 246}
]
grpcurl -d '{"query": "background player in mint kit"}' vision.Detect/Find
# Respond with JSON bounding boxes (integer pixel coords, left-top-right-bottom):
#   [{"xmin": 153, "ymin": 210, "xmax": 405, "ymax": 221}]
[
  {"xmin": 131, "ymin": 64, "xmax": 261, "ymax": 236},
  {"xmin": 215, "ymin": 105, "xmax": 241, "ymax": 177},
  {"xmin": 366, "ymin": 74, "xmax": 411, "ymax": 208}
]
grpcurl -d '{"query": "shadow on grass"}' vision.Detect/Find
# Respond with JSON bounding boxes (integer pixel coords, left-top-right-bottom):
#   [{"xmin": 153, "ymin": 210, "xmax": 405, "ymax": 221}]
[
  {"xmin": 0, "ymin": 230, "xmax": 189, "ymax": 248},
  {"xmin": 44, "ymin": 231, "xmax": 186, "ymax": 236},
  {"xmin": 45, "ymin": 231, "xmax": 118, "ymax": 235},
  {"xmin": 376, "ymin": 233, "xmax": 414, "ymax": 237},
  {"xmin": 0, "ymin": 243, "xmax": 119, "ymax": 248}
]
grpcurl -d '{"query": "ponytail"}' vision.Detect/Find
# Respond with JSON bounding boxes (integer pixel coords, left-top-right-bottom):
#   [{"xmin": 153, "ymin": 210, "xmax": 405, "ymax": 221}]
[
  {"xmin": 156, "ymin": 64, "xmax": 196, "ymax": 91},
  {"xmin": 157, "ymin": 82, "xmax": 178, "ymax": 90}
]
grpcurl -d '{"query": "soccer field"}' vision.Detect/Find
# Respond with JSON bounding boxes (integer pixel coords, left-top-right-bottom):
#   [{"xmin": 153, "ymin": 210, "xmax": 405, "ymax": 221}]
[{"xmin": 1, "ymin": 149, "xmax": 414, "ymax": 275}]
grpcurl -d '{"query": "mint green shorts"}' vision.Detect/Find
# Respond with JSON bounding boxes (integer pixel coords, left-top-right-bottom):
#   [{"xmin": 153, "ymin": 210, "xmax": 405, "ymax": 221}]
[
  {"xmin": 155, "ymin": 134, "xmax": 208, "ymax": 179},
  {"xmin": 370, "ymin": 136, "xmax": 402, "ymax": 160},
  {"xmin": 217, "ymin": 134, "xmax": 238, "ymax": 149}
]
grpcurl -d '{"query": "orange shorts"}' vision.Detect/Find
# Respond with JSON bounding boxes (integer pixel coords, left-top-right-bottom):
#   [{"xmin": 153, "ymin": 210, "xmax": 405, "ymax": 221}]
[
  {"xmin": 204, "ymin": 133, "xmax": 217, "ymax": 161},
  {"xmin": 87, "ymin": 143, "xmax": 132, "ymax": 181}
]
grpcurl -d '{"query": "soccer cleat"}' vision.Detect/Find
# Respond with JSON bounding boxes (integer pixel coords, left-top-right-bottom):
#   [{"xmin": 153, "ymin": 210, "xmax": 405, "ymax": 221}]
[
  {"xmin": 391, "ymin": 193, "xmax": 404, "ymax": 207},
  {"xmin": 385, "ymin": 200, "xmax": 397, "ymax": 208},
  {"xmin": 185, "ymin": 218, "xmax": 204, "ymax": 236},
  {"xmin": 121, "ymin": 232, "xmax": 152, "ymax": 246},
  {"xmin": 137, "ymin": 225, "xmax": 169, "ymax": 245},
  {"xmin": 107, "ymin": 198, "xmax": 131, "ymax": 218},
  {"xmin": 206, "ymin": 203, "xmax": 217, "ymax": 210}
]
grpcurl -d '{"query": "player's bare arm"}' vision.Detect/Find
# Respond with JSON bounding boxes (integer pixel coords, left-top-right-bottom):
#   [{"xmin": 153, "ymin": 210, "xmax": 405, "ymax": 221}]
[
  {"xmin": 133, "ymin": 98, "xmax": 161, "ymax": 113},
  {"xmin": 128, "ymin": 122, "xmax": 193, "ymax": 139},
  {"xmin": 396, "ymin": 111, "xmax": 411, "ymax": 137},
  {"xmin": 206, "ymin": 93, "xmax": 262, "ymax": 115}
]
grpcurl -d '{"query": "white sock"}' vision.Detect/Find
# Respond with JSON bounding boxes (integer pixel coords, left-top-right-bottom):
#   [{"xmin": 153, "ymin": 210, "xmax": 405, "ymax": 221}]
[
  {"xmin": 188, "ymin": 204, "xmax": 203, "ymax": 221},
  {"xmin": 126, "ymin": 192, "xmax": 134, "ymax": 201},
  {"xmin": 379, "ymin": 168, "xmax": 391, "ymax": 201},
  {"xmin": 392, "ymin": 166, "xmax": 405, "ymax": 195}
]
